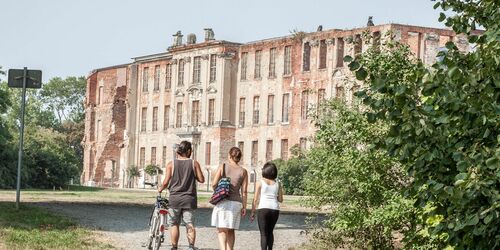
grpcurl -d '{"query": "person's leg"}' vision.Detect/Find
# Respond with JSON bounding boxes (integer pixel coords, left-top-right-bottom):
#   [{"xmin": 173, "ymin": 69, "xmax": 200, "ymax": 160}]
[
  {"xmin": 182, "ymin": 209, "xmax": 196, "ymax": 248},
  {"xmin": 267, "ymin": 210, "xmax": 280, "ymax": 250},
  {"xmin": 217, "ymin": 228, "xmax": 228, "ymax": 250},
  {"xmin": 167, "ymin": 208, "xmax": 181, "ymax": 249},
  {"xmin": 226, "ymin": 229, "xmax": 235, "ymax": 250},
  {"xmin": 257, "ymin": 209, "xmax": 269, "ymax": 250},
  {"xmin": 170, "ymin": 225, "xmax": 180, "ymax": 249}
]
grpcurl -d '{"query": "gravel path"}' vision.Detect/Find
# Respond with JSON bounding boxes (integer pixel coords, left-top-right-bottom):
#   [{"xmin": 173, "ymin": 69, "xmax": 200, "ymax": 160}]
[{"xmin": 33, "ymin": 202, "xmax": 314, "ymax": 250}]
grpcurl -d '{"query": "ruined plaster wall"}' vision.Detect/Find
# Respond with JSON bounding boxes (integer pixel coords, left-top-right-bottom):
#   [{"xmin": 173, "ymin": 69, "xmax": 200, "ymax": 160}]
[
  {"xmin": 82, "ymin": 66, "xmax": 128, "ymax": 187},
  {"xmin": 82, "ymin": 73, "xmax": 97, "ymax": 183}
]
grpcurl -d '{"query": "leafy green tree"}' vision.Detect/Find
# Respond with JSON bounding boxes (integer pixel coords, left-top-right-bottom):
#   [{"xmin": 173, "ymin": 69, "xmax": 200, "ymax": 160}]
[
  {"xmin": 40, "ymin": 76, "xmax": 86, "ymax": 176},
  {"xmin": 273, "ymin": 156, "xmax": 308, "ymax": 195},
  {"xmin": 1, "ymin": 75, "xmax": 86, "ymax": 188},
  {"xmin": 39, "ymin": 76, "xmax": 86, "ymax": 124},
  {"xmin": 0, "ymin": 82, "xmax": 17, "ymax": 188},
  {"xmin": 22, "ymin": 126, "xmax": 80, "ymax": 188},
  {"xmin": 127, "ymin": 166, "xmax": 141, "ymax": 188},
  {"xmin": 304, "ymin": 100, "xmax": 413, "ymax": 249},
  {"xmin": 348, "ymin": 0, "xmax": 499, "ymax": 248}
]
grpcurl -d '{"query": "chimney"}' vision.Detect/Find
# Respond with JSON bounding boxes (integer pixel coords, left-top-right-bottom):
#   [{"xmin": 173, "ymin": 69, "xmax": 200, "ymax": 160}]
[{"xmin": 204, "ymin": 28, "xmax": 215, "ymax": 41}]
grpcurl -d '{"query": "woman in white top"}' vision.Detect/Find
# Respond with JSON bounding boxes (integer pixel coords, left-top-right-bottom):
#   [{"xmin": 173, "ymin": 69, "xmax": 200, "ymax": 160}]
[{"xmin": 250, "ymin": 162, "xmax": 284, "ymax": 250}]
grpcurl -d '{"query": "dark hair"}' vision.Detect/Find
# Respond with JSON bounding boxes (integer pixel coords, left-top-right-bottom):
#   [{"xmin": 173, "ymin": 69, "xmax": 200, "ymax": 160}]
[
  {"xmin": 176, "ymin": 141, "xmax": 192, "ymax": 157},
  {"xmin": 262, "ymin": 162, "xmax": 278, "ymax": 180},
  {"xmin": 229, "ymin": 147, "xmax": 242, "ymax": 163}
]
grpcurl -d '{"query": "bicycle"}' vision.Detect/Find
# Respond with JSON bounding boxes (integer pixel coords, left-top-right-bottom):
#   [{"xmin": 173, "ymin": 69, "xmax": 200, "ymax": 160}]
[{"xmin": 144, "ymin": 182, "xmax": 169, "ymax": 250}]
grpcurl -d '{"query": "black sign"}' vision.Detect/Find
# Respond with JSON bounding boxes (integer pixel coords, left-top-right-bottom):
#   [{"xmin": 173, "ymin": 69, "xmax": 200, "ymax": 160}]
[{"xmin": 8, "ymin": 69, "xmax": 42, "ymax": 89}]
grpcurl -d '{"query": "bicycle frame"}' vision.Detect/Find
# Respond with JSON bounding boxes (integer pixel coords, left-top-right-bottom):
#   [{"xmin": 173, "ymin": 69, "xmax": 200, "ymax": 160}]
[{"xmin": 146, "ymin": 185, "xmax": 169, "ymax": 250}]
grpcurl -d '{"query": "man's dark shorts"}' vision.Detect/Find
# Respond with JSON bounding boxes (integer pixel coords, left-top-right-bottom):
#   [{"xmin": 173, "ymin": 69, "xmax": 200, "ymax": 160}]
[{"xmin": 167, "ymin": 208, "xmax": 195, "ymax": 227}]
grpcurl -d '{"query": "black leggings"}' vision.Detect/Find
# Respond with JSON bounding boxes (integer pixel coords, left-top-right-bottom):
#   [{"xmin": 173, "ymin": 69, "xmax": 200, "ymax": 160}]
[{"xmin": 257, "ymin": 208, "xmax": 280, "ymax": 250}]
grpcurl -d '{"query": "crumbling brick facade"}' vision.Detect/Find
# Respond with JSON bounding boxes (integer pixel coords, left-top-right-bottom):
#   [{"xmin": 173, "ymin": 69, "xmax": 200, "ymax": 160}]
[{"xmin": 82, "ymin": 23, "xmax": 472, "ymax": 188}]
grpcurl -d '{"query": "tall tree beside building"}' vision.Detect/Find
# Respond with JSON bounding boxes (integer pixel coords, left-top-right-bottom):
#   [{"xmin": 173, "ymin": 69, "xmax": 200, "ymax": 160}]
[
  {"xmin": 1, "ymin": 76, "xmax": 86, "ymax": 188},
  {"xmin": 0, "ymin": 73, "xmax": 18, "ymax": 188}
]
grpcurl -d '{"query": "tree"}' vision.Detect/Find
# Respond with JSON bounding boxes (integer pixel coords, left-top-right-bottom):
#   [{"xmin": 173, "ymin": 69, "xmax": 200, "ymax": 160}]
[
  {"xmin": 127, "ymin": 166, "xmax": 141, "ymax": 188},
  {"xmin": 1, "ymin": 75, "xmax": 86, "ymax": 189},
  {"xmin": 39, "ymin": 76, "xmax": 86, "ymax": 124},
  {"xmin": 304, "ymin": 100, "xmax": 413, "ymax": 249},
  {"xmin": 22, "ymin": 126, "xmax": 80, "ymax": 188},
  {"xmin": 0, "ymin": 82, "xmax": 17, "ymax": 188},
  {"xmin": 273, "ymin": 156, "xmax": 308, "ymax": 195},
  {"xmin": 348, "ymin": 0, "xmax": 499, "ymax": 248}
]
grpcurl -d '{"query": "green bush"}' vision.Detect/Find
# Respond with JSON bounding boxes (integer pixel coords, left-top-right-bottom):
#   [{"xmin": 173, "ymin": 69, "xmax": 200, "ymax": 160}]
[
  {"xmin": 144, "ymin": 164, "xmax": 162, "ymax": 177},
  {"xmin": 304, "ymin": 100, "xmax": 414, "ymax": 249},
  {"xmin": 273, "ymin": 156, "xmax": 308, "ymax": 195}
]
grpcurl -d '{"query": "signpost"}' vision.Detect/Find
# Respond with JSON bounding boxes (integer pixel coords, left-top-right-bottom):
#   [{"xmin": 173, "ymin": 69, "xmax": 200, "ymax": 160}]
[{"xmin": 7, "ymin": 67, "xmax": 42, "ymax": 209}]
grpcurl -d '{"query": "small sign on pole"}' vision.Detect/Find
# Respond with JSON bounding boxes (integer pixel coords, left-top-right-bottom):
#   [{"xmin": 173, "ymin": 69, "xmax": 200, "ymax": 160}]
[{"xmin": 7, "ymin": 67, "xmax": 42, "ymax": 209}]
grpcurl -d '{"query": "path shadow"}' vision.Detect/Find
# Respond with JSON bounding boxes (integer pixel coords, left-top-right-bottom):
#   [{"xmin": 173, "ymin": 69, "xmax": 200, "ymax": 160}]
[{"xmin": 31, "ymin": 201, "xmax": 322, "ymax": 233}]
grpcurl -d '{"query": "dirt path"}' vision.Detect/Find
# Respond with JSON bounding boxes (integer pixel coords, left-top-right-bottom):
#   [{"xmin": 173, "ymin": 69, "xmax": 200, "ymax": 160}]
[{"xmin": 33, "ymin": 202, "xmax": 315, "ymax": 250}]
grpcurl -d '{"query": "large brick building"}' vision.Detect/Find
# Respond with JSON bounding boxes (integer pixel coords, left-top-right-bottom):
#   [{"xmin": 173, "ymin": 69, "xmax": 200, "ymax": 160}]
[{"xmin": 82, "ymin": 23, "xmax": 471, "ymax": 188}]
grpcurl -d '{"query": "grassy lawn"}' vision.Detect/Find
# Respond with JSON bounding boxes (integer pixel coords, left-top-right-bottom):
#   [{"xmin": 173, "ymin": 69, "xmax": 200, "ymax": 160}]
[
  {"xmin": 0, "ymin": 185, "xmax": 313, "ymax": 212},
  {"xmin": 0, "ymin": 202, "xmax": 113, "ymax": 250}
]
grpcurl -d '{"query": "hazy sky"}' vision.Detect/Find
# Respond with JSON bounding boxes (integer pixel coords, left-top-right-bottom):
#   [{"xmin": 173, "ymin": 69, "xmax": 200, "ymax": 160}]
[{"xmin": 0, "ymin": 0, "xmax": 444, "ymax": 82}]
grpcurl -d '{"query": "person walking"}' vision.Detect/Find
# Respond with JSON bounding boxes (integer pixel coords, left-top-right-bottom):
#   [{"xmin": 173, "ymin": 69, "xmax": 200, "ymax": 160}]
[
  {"xmin": 250, "ymin": 162, "xmax": 284, "ymax": 250},
  {"xmin": 158, "ymin": 141, "xmax": 205, "ymax": 250},
  {"xmin": 211, "ymin": 147, "xmax": 248, "ymax": 250}
]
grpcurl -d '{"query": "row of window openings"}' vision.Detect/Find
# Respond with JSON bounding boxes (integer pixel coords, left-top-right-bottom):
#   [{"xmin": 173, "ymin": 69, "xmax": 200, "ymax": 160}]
[
  {"xmin": 137, "ymin": 138, "xmax": 306, "ymax": 168},
  {"xmin": 240, "ymin": 34, "xmax": 380, "ymax": 80},
  {"xmin": 136, "ymin": 87, "xmax": 357, "ymax": 131},
  {"xmin": 96, "ymin": 87, "xmax": 348, "ymax": 138},
  {"xmin": 142, "ymin": 54, "xmax": 218, "ymax": 93},
  {"xmin": 239, "ymin": 90, "xmax": 327, "ymax": 126},
  {"xmin": 236, "ymin": 138, "xmax": 306, "ymax": 166},
  {"xmin": 140, "ymin": 99, "xmax": 215, "ymax": 132}
]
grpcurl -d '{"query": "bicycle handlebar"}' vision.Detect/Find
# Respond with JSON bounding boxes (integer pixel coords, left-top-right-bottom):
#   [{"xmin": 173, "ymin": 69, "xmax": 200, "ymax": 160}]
[{"xmin": 144, "ymin": 181, "xmax": 158, "ymax": 187}]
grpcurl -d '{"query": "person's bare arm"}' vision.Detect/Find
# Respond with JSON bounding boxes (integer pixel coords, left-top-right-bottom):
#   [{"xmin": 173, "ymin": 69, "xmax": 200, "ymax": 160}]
[
  {"xmin": 278, "ymin": 181, "xmax": 284, "ymax": 203},
  {"xmin": 251, "ymin": 180, "xmax": 261, "ymax": 221},
  {"xmin": 211, "ymin": 165, "xmax": 223, "ymax": 190},
  {"xmin": 194, "ymin": 161, "xmax": 205, "ymax": 183},
  {"xmin": 158, "ymin": 162, "xmax": 172, "ymax": 193},
  {"xmin": 241, "ymin": 169, "xmax": 248, "ymax": 216}
]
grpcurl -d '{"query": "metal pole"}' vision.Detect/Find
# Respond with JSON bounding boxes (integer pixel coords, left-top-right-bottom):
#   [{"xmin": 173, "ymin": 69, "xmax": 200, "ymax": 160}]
[
  {"xmin": 111, "ymin": 161, "xmax": 115, "ymax": 188},
  {"xmin": 206, "ymin": 169, "xmax": 210, "ymax": 192},
  {"xmin": 252, "ymin": 169, "xmax": 257, "ymax": 193},
  {"xmin": 15, "ymin": 67, "xmax": 28, "ymax": 209}
]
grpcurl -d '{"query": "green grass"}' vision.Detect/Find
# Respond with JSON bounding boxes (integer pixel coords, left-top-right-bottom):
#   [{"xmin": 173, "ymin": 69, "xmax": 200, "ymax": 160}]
[{"xmin": 0, "ymin": 202, "xmax": 113, "ymax": 250}]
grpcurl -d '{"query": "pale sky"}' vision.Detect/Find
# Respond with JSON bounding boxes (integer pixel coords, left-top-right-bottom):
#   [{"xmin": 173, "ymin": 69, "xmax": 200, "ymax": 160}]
[{"xmin": 0, "ymin": 0, "xmax": 444, "ymax": 82}]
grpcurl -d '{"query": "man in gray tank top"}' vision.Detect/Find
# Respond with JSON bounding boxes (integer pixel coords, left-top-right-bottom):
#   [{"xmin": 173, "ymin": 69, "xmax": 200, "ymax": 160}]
[{"xmin": 158, "ymin": 141, "xmax": 205, "ymax": 250}]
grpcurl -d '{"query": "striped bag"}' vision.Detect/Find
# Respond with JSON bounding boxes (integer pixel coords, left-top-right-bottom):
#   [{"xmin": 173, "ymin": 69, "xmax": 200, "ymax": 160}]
[{"xmin": 209, "ymin": 164, "xmax": 231, "ymax": 205}]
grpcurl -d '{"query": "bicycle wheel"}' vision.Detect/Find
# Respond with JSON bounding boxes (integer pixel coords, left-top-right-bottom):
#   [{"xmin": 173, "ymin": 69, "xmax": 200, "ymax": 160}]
[
  {"xmin": 152, "ymin": 219, "xmax": 161, "ymax": 250},
  {"xmin": 147, "ymin": 213, "xmax": 158, "ymax": 250}
]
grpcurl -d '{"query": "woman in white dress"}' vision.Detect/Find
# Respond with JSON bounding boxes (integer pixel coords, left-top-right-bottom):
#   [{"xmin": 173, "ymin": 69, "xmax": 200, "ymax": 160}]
[{"xmin": 211, "ymin": 147, "xmax": 248, "ymax": 250}]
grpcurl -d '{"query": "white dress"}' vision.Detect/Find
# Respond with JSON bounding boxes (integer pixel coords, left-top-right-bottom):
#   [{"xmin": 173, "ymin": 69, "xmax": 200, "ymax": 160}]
[{"xmin": 211, "ymin": 199, "xmax": 242, "ymax": 229}]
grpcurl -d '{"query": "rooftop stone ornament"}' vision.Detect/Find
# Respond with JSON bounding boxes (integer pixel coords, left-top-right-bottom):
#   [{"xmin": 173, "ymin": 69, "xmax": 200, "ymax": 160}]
[
  {"xmin": 367, "ymin": 16, "xmax": 374, "ymax": 26},
  {"xmin": 173, "ymin": 31, "xmax": 183, "ymax": 46},
  {"xmin": 204, "ymin": 28, "xmax": 215, "ymax": 41}
]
